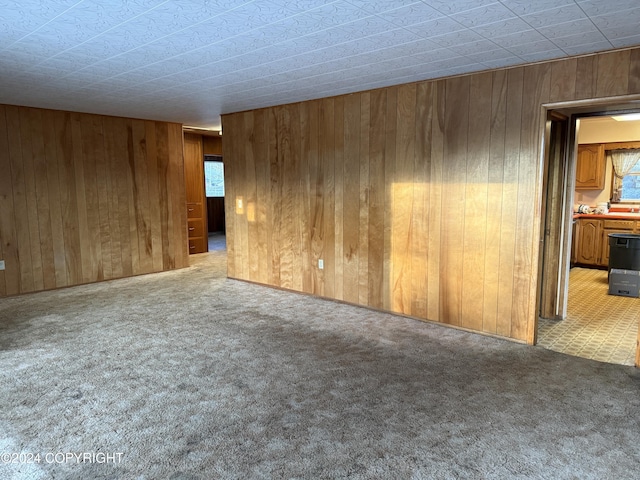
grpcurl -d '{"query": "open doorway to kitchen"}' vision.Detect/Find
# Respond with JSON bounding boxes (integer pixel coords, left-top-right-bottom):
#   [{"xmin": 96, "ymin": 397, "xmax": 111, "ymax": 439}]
[{"xmin": 537, "ymin": 100, "xmax": 640, "ymax": 367}]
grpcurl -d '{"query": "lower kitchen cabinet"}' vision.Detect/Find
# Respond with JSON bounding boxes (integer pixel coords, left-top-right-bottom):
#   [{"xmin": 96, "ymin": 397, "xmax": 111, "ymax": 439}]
[
  {"xmin": 576, "ymin": 219, "xmax": 601, "ymax": 265},
  {"xmin": 575, "ymin": 217, "xmax": 639, "ymax": 268}
]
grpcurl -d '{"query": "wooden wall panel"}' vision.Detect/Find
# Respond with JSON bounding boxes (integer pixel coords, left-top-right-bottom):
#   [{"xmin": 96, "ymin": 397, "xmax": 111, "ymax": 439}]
[
  {"xmin": 222, "ymin": 46, "xmax": 640, "ymax": 343},
  {"xmin": 0, "ymin": 104, "xmax": 188, "ymax": 297}
]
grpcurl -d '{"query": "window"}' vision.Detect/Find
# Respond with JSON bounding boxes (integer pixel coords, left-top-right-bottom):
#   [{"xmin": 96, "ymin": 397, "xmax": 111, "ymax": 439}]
[
  {"xmin": 620, "ymin": 160, "xmax": 640, "ymax": 201},
  {"xmin": 204, "ymin": 161, "xmax": 224, "ymax": 197}
]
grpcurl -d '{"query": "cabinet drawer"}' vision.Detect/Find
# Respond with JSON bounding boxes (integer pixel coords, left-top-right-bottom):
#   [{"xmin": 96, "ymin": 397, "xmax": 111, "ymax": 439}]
[
  {"xmin": 187, "ymin": 220, "xmax": 204, "ymax": 238},
  {"xmin": 603, "ymin": 219, "xmax": 634, "ymax": 230},
  {"xmin": 186, "ymin": 203, "xmax": 202, "ymax": 219},
  {"xmin": 188, "ymin": 237, "xmax": 206, "ymax": 254}
]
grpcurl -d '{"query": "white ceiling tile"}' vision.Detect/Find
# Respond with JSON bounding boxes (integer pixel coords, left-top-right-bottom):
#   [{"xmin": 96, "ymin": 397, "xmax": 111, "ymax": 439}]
[
  {"xmin": 518, "ymin": 49, "xmax": 566, "ymax": 63},
  {"xmin": 423, "ymin": 0, "xmax": 497, "ymax": 15},
  {"xmin": 536, "ymin": 18, "xmax": 601, "ymax": 40},
  {"xmin": 481, "ymin": 56, "xmax": 524, "ymax": 69},
  {"xmin": 471, "ymin": 17, "xmax": 532, "ymax": 38},
  {"xmin": 561, "ymin": 41, "xmax": 615, "ymax": 56},
  {"xmin": 410, "ymin": 48, "xmax": 461, "ymax": 64},
  {"xmin": 506, "ymin": 39, "xmax": 558, "ymax": 56},
  {"xmin": 611, "ymin": 34, "xmax": 640, "ymax": 49},
  {"xmin": 550, "ymin": 32, "xmax": 610, "ymax": 50},
  {"xmin": 449, "ymin": 40, "xmax": 505, "ymax": 56},
  {"xmin": 451, "ymin": 3, "xmax": 516, "ymax": 28},
  {"xmin": 430, "ymin": 29, "xmax": 486, "ymax": 48},
  {"xmin": 521, "ymin": 4, "xmax": 588, "ymax": 28},
  {"xmin": 491, "ymin": 29, "xmax": 548, "ymax": 48},
  {"xmin": 380, "ymin": 3, "xmax": 444, "ymax": 27},
  {"xmin": 405, "ymin": 17, "xmax": 466, "ymax": 38},
  {"xmin": 591, "ymin": 8, "xmax": 640, "ymax": 29},
  {"xmin": 470, "ymin": 49, "xmax": 520, "ymax": 62},
  {"xmin": 576, "ymin": 0, "xmax": 640, "ymax": 16},
  {"xmin": 499, "ymin": 0, "xmax": 575, "ymax": 15}
]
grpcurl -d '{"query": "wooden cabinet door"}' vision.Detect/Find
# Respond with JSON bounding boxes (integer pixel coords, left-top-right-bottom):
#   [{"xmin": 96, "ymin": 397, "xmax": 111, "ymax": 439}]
[
  {"xmin": 575, "ymin": 144, "xmax": 605, "ymax": 190},
  {"xmin": 576, "ymin": 219, "xmax": 602, "ymax": 265},
  {"xmin": 184, "ymin": 133, "xmax": 207, "ymax": 254}
]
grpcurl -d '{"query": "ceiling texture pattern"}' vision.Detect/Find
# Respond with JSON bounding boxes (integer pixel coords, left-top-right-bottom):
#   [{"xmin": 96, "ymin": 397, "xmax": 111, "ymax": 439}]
[{"xmin": 1, "ymin": 0, "xmax": 640, "ymax": 130}]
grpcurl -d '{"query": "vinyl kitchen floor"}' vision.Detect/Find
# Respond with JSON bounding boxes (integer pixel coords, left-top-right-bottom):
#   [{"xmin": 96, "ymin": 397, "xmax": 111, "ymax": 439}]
[{"xmin": 537, "ymin": 267, "xmax": 638, "ymax": 366}]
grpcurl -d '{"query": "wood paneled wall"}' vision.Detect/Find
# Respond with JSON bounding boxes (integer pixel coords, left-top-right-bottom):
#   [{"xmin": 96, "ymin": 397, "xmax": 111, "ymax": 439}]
[
  {"xmin": 0, "ymin": 104, "xmax": 188, "ymax": 297},
  {"xmin": 223, "ymin": 48, "xmax": 640, "ymax": 343}
]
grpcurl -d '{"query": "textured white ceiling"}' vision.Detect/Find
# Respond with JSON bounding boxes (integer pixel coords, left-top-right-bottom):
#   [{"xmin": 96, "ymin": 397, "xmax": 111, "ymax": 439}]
[{"xmin": 1, "ymin": 0, "xmax": 639, "ymax": 130}]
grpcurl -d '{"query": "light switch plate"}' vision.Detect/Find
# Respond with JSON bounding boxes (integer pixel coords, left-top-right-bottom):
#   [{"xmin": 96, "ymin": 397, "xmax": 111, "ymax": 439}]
[
  {"xmin": 0, "ymin": 260, "xmax": 5, "ymax": 270},
  {"xmin": 318, "ymin": 259, "xmax": 324, "ymax": 270}
]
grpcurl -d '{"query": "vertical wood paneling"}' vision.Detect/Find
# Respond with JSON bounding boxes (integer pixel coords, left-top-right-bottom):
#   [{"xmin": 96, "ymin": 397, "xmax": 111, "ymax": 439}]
[
  {"xmin": 549, "ymin": 58, "xmax": 577, "ymax": 103},
  {"xmin": 7, "ymin": 106, "xmax": 34, "ymax": 292},
  {"xmin": 222, "ymin": 46, "xmax": 640, "ymax": 345},
  {"xmin": 427, "ymin": 80, "xmax": 445, "ymax": 322},
  {"xmin": 244, "ymin": 112, "xmax": 259, "ymax": 283},
  {"xmin": 0, "ymin": 104, "xmax": 187, "ymax": 297},
  {"xmin": 320, "ymin": 98, "xmax": 335, "ymax": 299},
  {"xmin": 251, "ymin": 110, "xmax": 269, "ymax": 285},
  {"xmin": 367, "ymin": 90, "xmax": 386, "ymax": 310},
  {"xmin": 392, "ymin": 84, "xmax": 416, "ymax": 315},
  {"xmin": 382, "ymin": 87, "xmax": 397, "ymax": 312},
  {"xmin": 358, "ymin": 93, "xmax": 370, "ymax": 306},
  {"xmin": 575, "ymin": 55, "xmax": 598, "ymax": 100},
  {"xmin": 168, "ymin": 123, "xmax": 188, "ymax": 270},
  {"xmin": 496, "ymin": 68, "xmax": 524, "ymax": 338},
  {"xmin": 342, "ymin": 95, "xmax": 360, "ymax": 304},
  {"xmin": 40, "ymin": 110, "xmax": 65, "ymax": 288},
  {"xmin": 596, "ymin": 50, "xmax": 630, "ymax": 97},
  {"xmin": 0, "ymin": 106, "xmax": 20, "ymax": 296},
  {"xmin": 629, "ymin": 49, "xmax": 640, "ymax": 93},
  {"xmin": 410, "ymin": 82, "xmax": 432, "ymax": 319},
  {"xmin": 20, "ymin": 108, "xmax": 46, "ymax": 291},
  {"xmin": 307, "ymin": 101, "xmax": 321, "ymax": 295},
  {"xmin": 441, "ymin": 76, "xmax": 469, "ymax": 326},
  {"xmin": 513, "ymin": 63, "xmax": 551, "ymax": 341},
  {"xmin": 461, "ymin": 72, "xmax": 492, "ymax": 332},
  {"xmin": 334, "ymin": 97, "xmax": 345, "ymax": 301},
  {"xmin": 144, "ymin": 121, "xmax": 162, "ymax": 272},
  {"xmin": 483, "ymin": 70, "xmax": 507, "ymax": 334}
]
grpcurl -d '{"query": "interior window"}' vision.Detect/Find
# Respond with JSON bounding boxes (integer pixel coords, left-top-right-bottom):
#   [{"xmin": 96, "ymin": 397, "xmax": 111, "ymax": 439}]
[{"xmin": 619, "ymin": 159, "xmax": 640, "ymax": 201}]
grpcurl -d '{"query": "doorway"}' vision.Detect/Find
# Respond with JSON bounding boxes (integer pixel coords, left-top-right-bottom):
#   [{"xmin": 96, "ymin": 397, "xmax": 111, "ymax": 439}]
[{"xmin": 537, "ymin": 100, "xmax": 640, "ymax": 367}]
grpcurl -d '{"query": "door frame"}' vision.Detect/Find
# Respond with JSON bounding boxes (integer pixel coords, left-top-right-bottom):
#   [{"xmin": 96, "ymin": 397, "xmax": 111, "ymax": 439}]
[{"xmin": 536, "ymin": 94, "xmax": 640, "ymax": 367}]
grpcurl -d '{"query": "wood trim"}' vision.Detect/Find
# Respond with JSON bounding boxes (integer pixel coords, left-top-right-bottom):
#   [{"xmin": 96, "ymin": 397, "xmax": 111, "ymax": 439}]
[{"xmin": 603, "ymin": 141, "xmax": 640, "ymax": 151}]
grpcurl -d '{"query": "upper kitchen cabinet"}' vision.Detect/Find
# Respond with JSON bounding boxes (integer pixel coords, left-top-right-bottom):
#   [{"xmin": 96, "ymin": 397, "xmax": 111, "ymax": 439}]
[{"xmin": 576, "ymin": 143, "xmax": 606, "ymax": 190}]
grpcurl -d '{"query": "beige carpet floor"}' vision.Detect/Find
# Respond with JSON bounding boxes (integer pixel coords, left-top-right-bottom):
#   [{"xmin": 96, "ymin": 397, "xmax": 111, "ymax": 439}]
[{"xmin": 1, "ymin": 251, "xmax": 639, "ymax": 479}]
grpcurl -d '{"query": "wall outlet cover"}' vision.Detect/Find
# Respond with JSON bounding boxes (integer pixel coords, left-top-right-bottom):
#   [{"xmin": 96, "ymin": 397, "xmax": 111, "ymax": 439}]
[{"xmin": 0, "ymin": 260, "xmax": 5, "ymax": 270}]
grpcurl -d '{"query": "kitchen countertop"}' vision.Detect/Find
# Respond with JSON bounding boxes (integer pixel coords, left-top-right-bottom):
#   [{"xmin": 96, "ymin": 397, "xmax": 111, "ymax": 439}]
[{"xmin": 573, "ymin": 212, "xmax": 640, "ymax": 220}]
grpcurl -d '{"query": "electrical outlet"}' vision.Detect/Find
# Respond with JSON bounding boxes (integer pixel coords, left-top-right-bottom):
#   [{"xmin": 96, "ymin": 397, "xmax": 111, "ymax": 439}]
[
  {"xmin": 0, "ymin": 260, "xmax": 5, "ymax": 271},
  {"xmin": 318, "ymin": 259, "xmax": 324, "ymax": 270}
]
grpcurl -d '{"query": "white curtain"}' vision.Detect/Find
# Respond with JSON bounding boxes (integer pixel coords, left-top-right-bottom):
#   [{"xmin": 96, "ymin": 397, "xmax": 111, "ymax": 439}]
[{"xmin": 610, "ymin": 149, "xmax": 640, "ymax": 202}]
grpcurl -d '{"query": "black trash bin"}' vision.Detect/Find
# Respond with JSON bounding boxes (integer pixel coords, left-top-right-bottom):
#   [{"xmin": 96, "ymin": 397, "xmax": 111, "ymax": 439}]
[{"xmin": 608, "ymin": 233, "xmax": 640, "ymax": 271}]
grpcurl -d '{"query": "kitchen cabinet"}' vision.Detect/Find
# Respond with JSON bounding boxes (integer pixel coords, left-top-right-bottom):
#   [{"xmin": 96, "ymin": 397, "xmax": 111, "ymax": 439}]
[
  {"xmin": 575, "ymin": 144, "xmax": 605, "ymax": 190},
  {"xmin": 576, "ymin": 218, "xmax": 602, "ymax": 265},
  {"xmin": 575, "ymin": 217, "xmax": 640, "ymax": 267}
]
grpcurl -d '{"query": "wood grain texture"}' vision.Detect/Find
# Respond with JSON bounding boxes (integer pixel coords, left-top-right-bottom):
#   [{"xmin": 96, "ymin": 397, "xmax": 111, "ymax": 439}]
[
  {"xmin": 0, "ymin": 104, "xmax": 188, "ymax": 297},
  {"xmin": 461, "ymin": 72, "xmax": 491, "ymax": 332},
  {"xmin": 221, "ymin": 46, "xmax": 640, "ymax": 344}
]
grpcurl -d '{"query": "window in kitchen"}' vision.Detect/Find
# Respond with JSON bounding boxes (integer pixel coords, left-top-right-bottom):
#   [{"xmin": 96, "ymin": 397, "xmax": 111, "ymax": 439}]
[{"xmin": 611, "ymin": 149, "xmax": 640, "ymax": 202}]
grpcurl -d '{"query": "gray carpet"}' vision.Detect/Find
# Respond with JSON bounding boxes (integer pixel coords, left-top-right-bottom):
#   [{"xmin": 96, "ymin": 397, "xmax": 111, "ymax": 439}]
[{"xmin": 1, "ymin": 251, "xmax": 639, "ymax": 480}]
